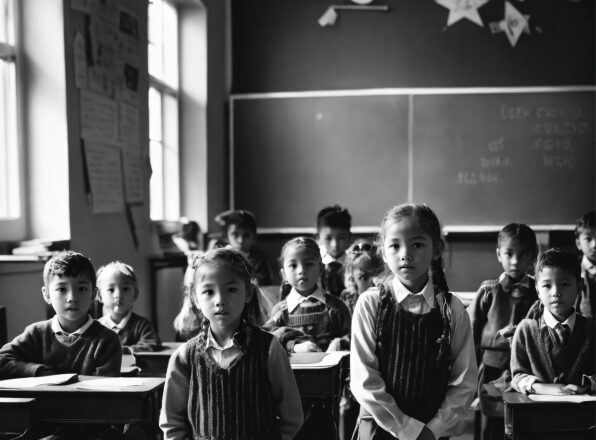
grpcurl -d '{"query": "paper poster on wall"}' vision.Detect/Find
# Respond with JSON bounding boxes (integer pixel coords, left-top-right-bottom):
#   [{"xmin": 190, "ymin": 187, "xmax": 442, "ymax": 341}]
[
  {"xmin": 119, "ymin": 101, "xmax": 139, "ymax": 145},
  {"xmin": 86, "ymin": 0, "xmax": 119, "ymax": 97},
  {"xmin": 83, "ymin": 141, "xmax": 125, "ymax": 214},
  {"xmin": 81, "ymin": 89, "xmax": 119, "ymax": 143},
  {"xmin": 116, "ymin": 8, "xmax": 141, "ymax": 107},
  {"xmin": 122, "ymin": 149, "xmax": 144, "ymax": 203}
]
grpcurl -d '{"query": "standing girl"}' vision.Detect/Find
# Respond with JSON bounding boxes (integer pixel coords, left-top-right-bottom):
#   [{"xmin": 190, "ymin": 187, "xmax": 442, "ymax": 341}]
[
  {"xmin": 340, "ymin": 241, "xmax": 384, "ymax": 315},
  {"xmin": 159, "ymin": 248, "xmax": 303, "ymax": 440},
  {"xmin": 350, "ymin": 204, "xmax": 477, "ymax": 440}
]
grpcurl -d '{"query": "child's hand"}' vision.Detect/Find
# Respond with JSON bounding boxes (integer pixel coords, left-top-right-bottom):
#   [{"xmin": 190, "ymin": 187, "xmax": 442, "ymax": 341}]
[
  {"xmin": 532, "ymin": 383, "xmax": 581, "ymax": 395},
  {"xmin": 497, "ymin": 325, "xmax": 515, "ymax": 339},
  {"xmin": 415, "ymin": 426, "xmax": 436, "ymax": 440},
  {"xmin": 293, "ymin": 341, "xmax": 322, "ymax": 353},
  {"xmin": 326, "ymin": 338, "xmax": 342, "ymax": 352}
]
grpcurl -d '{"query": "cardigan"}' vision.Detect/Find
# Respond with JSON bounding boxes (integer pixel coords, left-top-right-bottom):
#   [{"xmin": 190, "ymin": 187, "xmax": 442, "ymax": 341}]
[{"xmin": 99, "ymin": 312, "xmax": 161, "ymax": 351}]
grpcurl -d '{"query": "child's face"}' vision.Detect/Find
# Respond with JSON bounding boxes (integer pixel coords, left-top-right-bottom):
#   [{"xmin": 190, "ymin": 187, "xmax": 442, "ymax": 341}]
[
  {"xmin": 281, "ymin": 246, "xmax": 322, "ymax": 296},
  {"xmin": 352, "ymin": 265, "xmax": 374, "ymax": 294},
  {"xmin": 382, "ymin": 219, "xmax": 437, "ymax": 293},
  {"xmin": 194, "ymin": 263, "xmax": 252, "ymax": 341},
  {"xmin": 317, "ymin": 227, "xmax": 350, "ymax": 259},
  {"xmin": 227, "ymin": 224, "xmax": 256, "ymax": 254},
  {"xmin": 536, "ymin": 266, "xmax": 580, "ymax": 322},
  {"xmin": 496, "ymin": 237, "xmax": 534, "ymax": 280},
  {"xmin": 576, "ymin": 227, "xmax": 596, "ymax": 264},
  {"xmin": 97, "ymin": 268, "xmax": 138, "ymax": 323},
  {"xmin": 42, "ymin": 274, "xmax": 94, "ymax": 333}
]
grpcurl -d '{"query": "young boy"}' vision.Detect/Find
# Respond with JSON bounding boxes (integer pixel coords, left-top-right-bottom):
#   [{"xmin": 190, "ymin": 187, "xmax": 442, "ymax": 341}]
[
  {"xmin": 0, "ymin": 251, "xmax": 121, "ymax": 379},
  {"xmin": 316, "ymin": 205, "xmax": 352, "ymax": 297},
  {"xmin": 97, "ymin": 261, "xmax": 161, "ymax": 352},
  {"xmin": 575, "ymin": 211, "xmax": 595, "ymax": 318},
  {"xmin": 511, "ymin": 248, "xmax": 595, "ymax": 395},
  {"xmin": 214, "ymin": 209, "xmax": 276, "ymax": 286},
  {"xmin": 468, "ymin": 223, "xmax": 538, "ymax": 440}
]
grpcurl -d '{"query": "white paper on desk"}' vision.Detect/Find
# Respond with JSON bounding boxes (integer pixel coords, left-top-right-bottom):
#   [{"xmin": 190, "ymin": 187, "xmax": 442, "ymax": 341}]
[
  {"xmin": 529, "ymin": 394, "xmax": 596, "ymax": 403},
  {"xmin": 290, "ymin": 351, "xmax": 349, "ymax": 369},
  {"xmin": 76, "ymin": 378, "xmax": 145, "ymax": 391},
  {"xmin": 0, "ymin": 373, "xmax": 77, "ymax": 388}
]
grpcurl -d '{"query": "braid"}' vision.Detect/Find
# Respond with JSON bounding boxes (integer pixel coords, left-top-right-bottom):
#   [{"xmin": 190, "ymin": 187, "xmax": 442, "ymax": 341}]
[
  {"xmin": 431, "ymin": 257, "xmax": 452, "ymax": 366},
  {"xmin": 196, "ymin": 312, "xmax": 211, "ymax": 350},
  {"xmin": 375, "ymin": 282, "xmax": 393, "ymax": 354}
]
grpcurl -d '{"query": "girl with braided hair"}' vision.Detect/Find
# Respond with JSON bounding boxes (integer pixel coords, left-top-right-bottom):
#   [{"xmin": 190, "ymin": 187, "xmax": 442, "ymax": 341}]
[
  {"xmin": 159, "ymin": 248, "xmax": 303, "ymax": 440},
  {"xmin": 350, "ymin": 204, "xmax": 477, "ymax": 440}
]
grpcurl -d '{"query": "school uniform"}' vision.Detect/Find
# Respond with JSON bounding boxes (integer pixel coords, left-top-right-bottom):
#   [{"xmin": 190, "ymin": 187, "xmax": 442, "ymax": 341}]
[
  {"xmin": 350, "ymin": 276, "xmax": 477, "ymax": 440},
  {"xmin": 511, "ymin": 307, "xmax": 596, "ymax": 393},
  {"xmin": 99, "ymin": 311, "xmax": 161, "ymax": 352},
  {"xmin": 0, "ymin": 315, "xmax": 121, "ymax": 379},
  {"xmin": 340, "ymin": 288, "xmax": 359, "ymax": 315},
  {"xmin": 248, "ymin": 246, "xmax": 276, "ymax": 286},
  {"xmin": 576, "ymin": 255, "xmax": 595, "ymax": 318},
  {"xmin": 321, "ymin": 251, "xmax": 346, "ymax": 297},
  {"xmin": 159, "ymin": 325, "xmax": 303, "ymax": 440},
  {"xmin": 264, "ymin": 285, "xmax": 351, "ymax": 352}
]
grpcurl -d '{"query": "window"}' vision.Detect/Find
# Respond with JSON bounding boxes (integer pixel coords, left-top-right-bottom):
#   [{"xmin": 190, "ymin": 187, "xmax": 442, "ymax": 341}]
[
  {"xmin": 0, "ymin": 0, "xmax": 18, "ymax": 221},
  {"xmin": 148, "ymin": 0, "xmax": 180, "ymax": 221}
]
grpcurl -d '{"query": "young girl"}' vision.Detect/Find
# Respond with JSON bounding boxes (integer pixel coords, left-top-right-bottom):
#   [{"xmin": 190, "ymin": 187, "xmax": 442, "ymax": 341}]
[
  {"xmin": 340, "ymin": 241, "xmax": 383, "ymax": 315},
  {"xmin": 159, "ymin": 248, "xmax": 303, "ymax": 440},
  {"xmin": 97, "ymin": 261, "xmax": 161, "ymax": 352},
  {"xmin": 265, "ymin": 236, "xmax": 351, "ymax": 353},
  {"xmin": 173, "ymin": 265, "xmax": 202, "ymax": 342},
  {"xmin": 350, "ymin": 204, "xmax": 477, "ymax": 440}
]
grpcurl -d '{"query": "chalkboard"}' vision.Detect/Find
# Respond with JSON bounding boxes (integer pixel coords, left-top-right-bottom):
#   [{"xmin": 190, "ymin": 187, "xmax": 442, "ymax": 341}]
[
  {"xmin": 412, "ymin": 92, "xmax": 595, "ymax": 226},
  {"xmin": 231, "ymin": 90, "xmax": 595, "ymax": 229},
  {"xmin": 231, "ymin": 95, "xmax": 410, "ymax": 228}
]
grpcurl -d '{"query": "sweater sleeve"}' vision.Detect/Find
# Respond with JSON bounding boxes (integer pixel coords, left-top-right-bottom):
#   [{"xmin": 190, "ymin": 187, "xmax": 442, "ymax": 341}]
[
  {"xmin": 0, "ymin": 323, "xmax": 47, "ymax": 378},
  {"xmin": 159, "ymin": 344, "xmax": 192, "ymax": 440},
  {"xmin": 93, "ymin": 327, "xmax": 123, "ymax": 377},
  {"xmin": 510, "ymin": 319, "xmax": 540, "ymax": 393},
  {"xmin": 467, "ymin": 282, "xmax": 491, "ymax": 364},
  {"xmin": 127, "ymin": 315, "xmax": 161, "ymax": 352},
  {"xmin": 263, "ymin": 302, "xmax": 308, "ymax": 352}
]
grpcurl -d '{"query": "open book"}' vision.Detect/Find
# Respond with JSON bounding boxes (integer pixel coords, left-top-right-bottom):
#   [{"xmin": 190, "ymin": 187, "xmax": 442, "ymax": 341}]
[{"xmin": 0, "ymin": 373, "xmax": 77, "ymax": 388}]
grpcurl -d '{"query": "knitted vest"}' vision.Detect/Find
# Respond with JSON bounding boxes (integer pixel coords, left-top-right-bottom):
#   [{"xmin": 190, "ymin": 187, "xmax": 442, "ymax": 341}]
[
  {"xmin": 186, "ymin": 327, "xmax": 280, "ymax": 440},
  {"xmin": 375, "ymin": 285, "xmax": 451, "ymax": 424},
  {"xmin": 284, "ymin": 299, "xmax": 332, "ymax": 348}
]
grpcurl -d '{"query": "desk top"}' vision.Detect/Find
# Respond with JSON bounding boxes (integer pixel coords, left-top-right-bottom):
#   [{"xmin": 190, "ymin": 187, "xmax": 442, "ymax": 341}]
[{"xmin": 0, "ymin": 376, "xmax": 164, "ymax": 394}]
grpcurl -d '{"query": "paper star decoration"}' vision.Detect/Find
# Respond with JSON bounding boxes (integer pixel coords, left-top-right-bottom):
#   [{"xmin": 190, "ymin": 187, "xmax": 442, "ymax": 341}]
[
  {"xmin": 435, "ymin": 0, "xmax": 489, "ymax": 27},
  {"xmin": 489, "ymin": 1, "xmax": 530, "ymax": 47}
]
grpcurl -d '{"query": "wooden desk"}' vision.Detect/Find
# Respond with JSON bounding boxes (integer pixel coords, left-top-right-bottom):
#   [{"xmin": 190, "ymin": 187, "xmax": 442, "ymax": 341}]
[
  {"xmin": 133, "ymin": 342, "xmax": 183, "ymax": 376},
  {"xmin": 503, "ymin": 391, "xmax": 596, "ymax": 440},
  {"xmin": 0, "ymin": 397, "xmax": 36, "ymax": 437},
  {"xmin": 0, "ymin": 376, "xmax": 164, "ymax": 438},
  {"xmin": 148, "ymin": 254, "xmax": 188, "ymax": 334}
]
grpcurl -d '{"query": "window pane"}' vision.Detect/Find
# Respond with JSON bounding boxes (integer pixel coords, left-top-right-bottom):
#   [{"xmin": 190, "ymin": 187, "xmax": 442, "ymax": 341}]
[
  {"xmin": 0, "ymin": 0, "xmax": 15, "ymax": 45},
  {"xmin": 162, "ymin": 1, "xmax": 178, "ymax": 88},
  {"xmin": 149, "ymin": 140, "xmax": 164, "ymax": 220},
  {"xmin": 0, "ymin": 58, "xmax": 19, "ymax": 219},
  {"xmin": 163, "ymin": 92, "xmax": 179, "ymax": 220},
  {"xmin": 148, "ymin": 0, "xmax": 163, "ymax": 80},
  {"xmin": 149, "ymin": 86, "xmax": 162, "ymax": 142}
]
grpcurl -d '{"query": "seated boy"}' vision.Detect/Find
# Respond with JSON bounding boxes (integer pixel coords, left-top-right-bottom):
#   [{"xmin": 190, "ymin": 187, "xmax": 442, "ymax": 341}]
[
  {"xmin": 97, "ymin": 261, "xmax": 161, "ymax": 352},
  {"xmin": 575, "ymin": 211, "xmax": 595, "ymax": 318},
  {"xmin": 0, "ymin": 250, "xmax": 122, "ymax": 379},
  {"xmin": 316, "ymin": 205, "xmax": 352, "ymax": 297},
  {"xmin": 511, "ymin": 248, "xmax": 595, "ymax": 395}
]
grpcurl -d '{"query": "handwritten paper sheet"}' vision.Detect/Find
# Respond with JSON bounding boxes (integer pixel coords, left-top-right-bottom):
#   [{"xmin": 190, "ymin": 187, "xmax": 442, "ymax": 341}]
[
  {"xmin": 83, "ymin": 141, "xmax": 125, "ymax": 213},
  {"xmin": 290, "ymin": 351, "xmax": 349, "ymax": 369},
  {"xmin": 81, "ymin": 89, "xmax": 119, "ymax": 144},
  {"xmin": 76, "ymin": 377, "xmax": 145, "ymax": 391},
  {"xmin": 529, "ymin": 394, "xmax": 596, "ymax": 403},
  {"xmin": 0, "ymin": 374, "xmax": 77, "ymax": 388}
]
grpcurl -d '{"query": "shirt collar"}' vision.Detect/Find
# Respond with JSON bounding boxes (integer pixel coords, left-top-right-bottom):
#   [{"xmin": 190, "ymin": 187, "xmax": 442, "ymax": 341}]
[
  {"xmin": 286, "ymin": 285, "xmax": 326, "ymax": 313},
  {"xmin": 206, "ymin": 327, "xmax": 238, "ymax": 351},
  {"xmin": 582, "ymin": 255, "xmax": 596, "ymax": 277},
  {"xmin": 498, "ymin": 272, "xmax": 532, "ymax": 288},
  {"xmin": 51, "ymin": 314, "xmax": 94, "ymax": 336},
  {"xmin": 321, "ymin": 251, "xmax": 346, "ymax": 265},
  {"xmin": 100, "ymin": 311, "xmax": 132, "ymax": 332},
  {"xmin": 542, "ymin": 306, "xmax": 576, "ymax": 332},
  {"xmin": 391, "ymin": 275, "xmax": 435, "ymax": 308}
]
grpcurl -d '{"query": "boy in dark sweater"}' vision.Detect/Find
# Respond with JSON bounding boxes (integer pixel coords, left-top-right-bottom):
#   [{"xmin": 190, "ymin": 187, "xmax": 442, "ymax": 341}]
[
  {"xmin": 511, "ymin": 248, "xmax": 595, "ymax": 395},
  {"xmin": 0, "ymin": 250, "xmax": 121, "ymax": 379},
  {"xmin": 97, "ymin": 261, "xmax": 161, "ymax": 352},
  {"xmin": 575, "ymin": 211, "xmax": 595, "ymax": 318}
]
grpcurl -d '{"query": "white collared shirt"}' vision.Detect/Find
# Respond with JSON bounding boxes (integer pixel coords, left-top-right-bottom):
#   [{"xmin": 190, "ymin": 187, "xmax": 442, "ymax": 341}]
[
  {"xmin": 542, "ymin": 307, "xmax": 577, "ymax": 333},
  {"xmin": 582, "ymin": 255, "xmax": 596, "ymax": 277},
  {"xmin": 350, "ymin": 276, "xmax": 477, "ymax": 440},
  {"xmin": 321, "ymin": 250, "xmax": 346, "ymax": 266},
  {"xmin": 392, "ymin": 275, "xmax": 435, "ymax": 314},
  {"xmin": 286, "ymin": 285, "xmax": 327, "ymax": 314},
  {"xmin": 99, "ymin": 311, "xmax": 132, "ymax": 333},
  {"xmin": 498, "ymin": 272, "xmax": 532, "ymax": 288},
  {"xmin": 205, "ymin": 328, "xmax": 242, "ymax": 369},
  {"xmin": 51, "ymin": 314, "xmax": 94, "ymax": 336}
]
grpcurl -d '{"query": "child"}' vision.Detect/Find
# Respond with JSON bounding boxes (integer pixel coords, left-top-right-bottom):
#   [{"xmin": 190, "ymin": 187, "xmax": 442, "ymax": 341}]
[
  {"xmin": 0, "ymin": 250, "xmax": 122, "ymax": 379},
  {"xmin": 575, "ymin": 211, "xmax": 595, "ymax": 318},
  {"xmin": 173, "ymin": 265, "xmax": 202, "ymax": 342},
  {"xmin": 340, "ymin": 240, "xmax": 383, "ymax": 315},
  {"xmin": 214, "ymin": 209, "xmax": 276, "ymax": 286},
  {"xmin": 350, "ymin": 204, "xmax": 477, "ymax": 440},
  {"xmin": 159, "ymin": 248, "xmax": 303, "ymax": 440},
  {"xmin": 316, "ymin": 205, "xmax": 352, "ymax": 297},
  {"xmin": 97, "ymin": 261, "xmax": 161, "ymax": 352},
  {"xmin": 468, "ymin": 223, "xmax": 538, "ymax": 440},
  {"xmin": 264, "ymin": 237, "xmax": 351, "ymax": 353},
  {"xmin": 511, "ymin": 248, "xmax": 595, "ymax": 395}
]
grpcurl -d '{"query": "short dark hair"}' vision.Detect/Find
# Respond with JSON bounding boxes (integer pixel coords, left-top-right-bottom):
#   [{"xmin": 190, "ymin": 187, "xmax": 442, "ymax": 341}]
[
  {"xmin": 575, "ymin": 211, "xmax": 595, "ymax": 238},
  {"xmin": 316, "ymin": 205, "xmax": 352, "ymax": 231},
  {"xmin": 214, "ymin": 210, "xmax": 257, "ymax": 234},
  {"xmin": 535, "ymin": 247, "xmax": 581, "ymax": 281},
  {"xmin": 43, "ymin": 250, "xmax": 96, "ymax": 288}
]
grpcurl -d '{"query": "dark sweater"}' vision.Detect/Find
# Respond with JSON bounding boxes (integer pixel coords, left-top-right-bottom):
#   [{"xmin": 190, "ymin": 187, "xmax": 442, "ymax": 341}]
[
  {"xmin": 186, "ymin": 327, "xmax": 280, "ymax": 440},
  {"xmin": 0, "ymin": 319, "xmax": 122, "ymax": 379},
  {"xmin": 511, "ymin": 314, "xmax": 595, "ymax": 388},
  {"xmin": 576, "ymin": 270, "xmax": 595, "ymax": 319},
  {"xmin": 264, "ymin": 293, "xmax": 351, "ymax": 352},
  {"xmin": 469, "ymin": 276, "xmax": 537, "ymax": 368},
  {"xmin": 100, "ymin": 312, "xmax": 161, "ymax": 352}
]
